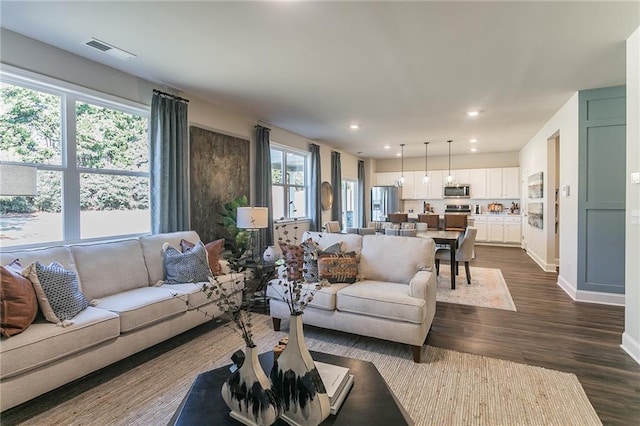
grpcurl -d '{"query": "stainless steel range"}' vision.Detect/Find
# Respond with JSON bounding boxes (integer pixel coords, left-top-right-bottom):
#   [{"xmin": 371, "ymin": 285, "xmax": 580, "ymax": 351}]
[{"xmin": 445, "ymin": 204, "xmax": 471, "ymax": 213}]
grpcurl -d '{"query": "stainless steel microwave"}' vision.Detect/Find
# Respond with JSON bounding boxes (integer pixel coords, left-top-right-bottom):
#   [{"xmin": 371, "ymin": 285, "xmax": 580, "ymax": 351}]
[{"xmin": 443, "ymin": 184, "xmax": 471, "ymax": 198}]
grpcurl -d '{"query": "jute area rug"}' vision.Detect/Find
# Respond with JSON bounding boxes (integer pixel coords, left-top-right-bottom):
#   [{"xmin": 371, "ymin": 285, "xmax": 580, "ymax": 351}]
[
  {"xmin": 19, "ymin": 315, "xmax": 601, "ymax": 426},
  {"xmin": 437, "ymin": 266, "xmax": 517, "ymax": 311}
]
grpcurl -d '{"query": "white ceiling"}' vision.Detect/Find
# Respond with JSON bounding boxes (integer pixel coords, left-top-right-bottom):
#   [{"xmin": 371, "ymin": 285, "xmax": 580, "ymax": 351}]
[{"xmin": 1, "ymin": 1, "xmax": 638, "ymax": 159}]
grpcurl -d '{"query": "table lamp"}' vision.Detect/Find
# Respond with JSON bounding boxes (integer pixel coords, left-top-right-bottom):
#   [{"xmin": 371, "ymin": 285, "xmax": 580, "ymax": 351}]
[{"xmin": 236, "ymin": 207, "xmax": 268, "ymax": 262}]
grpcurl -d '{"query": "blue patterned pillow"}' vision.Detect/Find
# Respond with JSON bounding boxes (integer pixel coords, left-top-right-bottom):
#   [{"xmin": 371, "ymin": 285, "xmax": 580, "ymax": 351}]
[
  {"xmin": 28, "ymin": 262, "xmax": 90, "ymax": 323},
  {"xmin": 163, "ymin": 241, "xmax": 212, "ymax": 284}
]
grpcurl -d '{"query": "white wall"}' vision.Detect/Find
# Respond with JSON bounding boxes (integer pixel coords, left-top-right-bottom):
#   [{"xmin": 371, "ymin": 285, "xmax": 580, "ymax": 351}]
[
  {"xmin": 1, "ymin": 29, "xmax": 365, "ymax": 234},
  {"xmin": 623, "ymin": 27, "xmax": 640, "ymax": 364},
  {"xmin": 519, "ymin": 93, "xmax": 579, "ymax": 276}
]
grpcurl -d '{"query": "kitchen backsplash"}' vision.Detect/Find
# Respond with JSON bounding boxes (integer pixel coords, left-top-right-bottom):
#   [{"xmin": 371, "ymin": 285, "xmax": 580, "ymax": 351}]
[{"xmin": 403, "ymin": 199, "xmax": 520, "ymax": 214}]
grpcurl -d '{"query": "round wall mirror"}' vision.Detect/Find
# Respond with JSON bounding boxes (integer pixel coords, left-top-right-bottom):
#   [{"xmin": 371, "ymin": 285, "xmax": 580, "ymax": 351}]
[{"xmin": 321, "ymin": 181, "xmax": 333, "ymax": 210}]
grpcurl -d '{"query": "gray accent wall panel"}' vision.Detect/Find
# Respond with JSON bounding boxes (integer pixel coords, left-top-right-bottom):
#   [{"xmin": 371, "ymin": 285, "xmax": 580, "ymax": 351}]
[{"xmin": 578, "ymin": 86, "xmax": 626, "ymax": 294}]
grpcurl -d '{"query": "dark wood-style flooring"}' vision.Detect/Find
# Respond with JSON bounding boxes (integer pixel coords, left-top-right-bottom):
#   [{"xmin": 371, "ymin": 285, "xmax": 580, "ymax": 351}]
[
  {"xmin": 2, "ymin": 246, "xmax": 639, "ymax": 425},
  {"xmin": 427, "ymin": 245, "xmax": 640, "ymax": 426}
]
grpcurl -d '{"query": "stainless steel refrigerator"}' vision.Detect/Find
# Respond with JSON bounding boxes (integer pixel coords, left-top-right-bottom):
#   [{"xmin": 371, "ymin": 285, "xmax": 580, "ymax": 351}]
[{"xmin": 370, "ymin": 186, "xmax": 401, "ymax": 221}]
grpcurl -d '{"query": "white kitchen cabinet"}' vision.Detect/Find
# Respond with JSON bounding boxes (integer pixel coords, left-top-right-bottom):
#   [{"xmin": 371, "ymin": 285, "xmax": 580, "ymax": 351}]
[
  {"xmin": 468, "ymin": 169, "xmax": 487, "ymax": 198},
  {"xmin": 413, "ymin": 171, "xmax": 430, "ymax": 199},
  {"xmin": 482, "ymin": 215, "xmax": 522, "ymax": 244},
  {"xmin": 427, "ymin": 170, "xmax": 444, "ymax": 199},
  {"xmin": 471, "ymin": 215, "xmax": 487, "ymax": 241},
  {"xmin": 400, "ymin": 172, "xmax": 415, "ymax": 199},
  {"xmin": 503, "ymin": 216, "xmax": 522, "ymax": 243},
  {"xmin": 502, "ymin": 167, "xmax": 520, "ymax": 198},
  {"xmin": 375, "ymin": 172, "xmax": 402, "ymax": 186},
  {"xmin": 486, "ymin": 167, "xmax": 520, "ymax": 199},
  {"xmin": 452, "ymin": 169, "xmax": 470, "ymax": 185},
  {"xmin": 487, "ymin": 216, "xmax": 504, "ymax": 242}
]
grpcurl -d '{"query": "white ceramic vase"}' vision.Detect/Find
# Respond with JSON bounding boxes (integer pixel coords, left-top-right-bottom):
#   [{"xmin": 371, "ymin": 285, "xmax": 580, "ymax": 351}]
[
  {"xmin": 221, "ymin": 345, "xmax": 281, "ymax": 426},
  {"xmin": 263, "ymin": 245, "xmax": 280, "ymax": 264},
  {"xmin": 270, "ymin": 313, "xmax": 330, "ymax": 426}
]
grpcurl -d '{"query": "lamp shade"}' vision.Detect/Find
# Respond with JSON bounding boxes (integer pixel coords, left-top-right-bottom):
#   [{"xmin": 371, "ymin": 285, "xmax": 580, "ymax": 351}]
[
  {"xmin": 236, "ymin": 207, "xmax": 268, "ymax": 229},
  {"xmin": 0, "ymin": 164, "xmax": 37, "ymax": 196}
]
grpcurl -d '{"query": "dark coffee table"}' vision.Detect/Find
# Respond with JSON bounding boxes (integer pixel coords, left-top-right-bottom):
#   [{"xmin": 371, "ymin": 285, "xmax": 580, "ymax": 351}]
[{"xmin": 170, "ymin": 351, "xmax": 413, "ymax": 425}]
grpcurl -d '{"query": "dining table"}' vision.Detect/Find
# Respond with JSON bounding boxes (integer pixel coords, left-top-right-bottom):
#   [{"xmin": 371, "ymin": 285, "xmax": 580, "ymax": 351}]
[{"xmin": 416, "ymin": 230, "xmax": 463, "ymax": 289}]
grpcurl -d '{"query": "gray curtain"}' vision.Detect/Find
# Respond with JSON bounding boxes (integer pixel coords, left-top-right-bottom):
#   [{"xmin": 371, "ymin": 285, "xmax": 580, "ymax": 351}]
[
  {"xmin": 310, "ymin": 144, "xmax": 322, "ymax": 231},
  {"xmin": 331, "ymin": 151, "xmax": 342, "ymax": 228},
  {"xmin": 255, "ymin": 125, "xmax": 273, "ymax": 246},
  {"xmin": 150, "ymin": 90, "xmax": 189, "ymax": 234},
  {"xmin": 358, "ymin": 160, "xmax": 365, "ymax": 227}
]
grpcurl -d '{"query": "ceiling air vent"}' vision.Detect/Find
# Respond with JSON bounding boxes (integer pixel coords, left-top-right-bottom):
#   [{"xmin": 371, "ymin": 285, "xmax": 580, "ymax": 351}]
[{"xmin": 84, "ymin": 38, "xmax": 136, "ymax": 61}]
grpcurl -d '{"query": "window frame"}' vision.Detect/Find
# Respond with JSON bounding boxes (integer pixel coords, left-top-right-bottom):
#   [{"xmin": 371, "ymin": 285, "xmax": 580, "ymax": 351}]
[
  {"xmin": 270, "ymin": 143, "xmax": 310, "ymax": 222},
  {"xmin": 1, "ymin": 65, "xmax": 151, "ymax": 249}
]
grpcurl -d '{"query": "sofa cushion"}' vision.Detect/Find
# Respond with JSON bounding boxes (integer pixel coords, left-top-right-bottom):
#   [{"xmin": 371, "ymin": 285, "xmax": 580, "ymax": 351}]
[
  {"xmin": 160, "ymin": 272, "xmax": 244, "ymax": 310},
  {"xmin": 267, "ymin": 280, "xmax": 350, "ymax": 311},
  {"xmin": 139, "ymin": 231, "xmax": 201, "ymax": 285},
  {"xmin": 318, "ymin": 252, "xmax": 358, "ymax": 284},
  {"xmin": 336, "ymin": 281, "xmax": 426, "ymax": 324},
  {"xmin": 22, "ymin": 262, "xmax": 90, "ymax": 324},
  {"xmin": 70, "ymin": 239, "xmax": 149, "ymax": 300},
  {"xmin": 0, "ymin": 306, "xmax": 120, "ymax": 379},
  {"xmin": 163, "ymin": 241, "xmax": 211, "ymax": 284},
  {"xmin": 302, "ymin": 232, "xmax": 363, "ymax": 254},
  {"xmin": 180, "ymin": 238, "xmax": 225, "ymax": 276},
  {"xmin": 0, "ymin": 260, "xmax": 38, "ymax": 337},
  {"xmin": 0, "ymin": 247, "xmax": 80, "ymax": 289},
  {"xmin": 359, "ymin": 235, "xmax": 434, "ymax": 284},
  {"xmin": 95, "ymin": 287, "xmax": 188, "ymax": 333}
]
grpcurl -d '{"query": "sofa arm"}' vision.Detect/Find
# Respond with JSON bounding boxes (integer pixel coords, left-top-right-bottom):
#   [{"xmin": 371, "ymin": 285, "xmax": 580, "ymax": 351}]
[
  {"xmin": 409, "ymin": 270, "xmax": 435, "ymax": 300},
  {"xmin": 219, "ymin": 260, "xmax": 232, "ymax": 275}
]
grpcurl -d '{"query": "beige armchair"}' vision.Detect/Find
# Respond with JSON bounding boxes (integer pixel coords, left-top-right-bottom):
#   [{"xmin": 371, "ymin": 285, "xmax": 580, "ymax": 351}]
[{"xmin": 435, "ymin": 227, "xmax": 477, "ymax": 284}]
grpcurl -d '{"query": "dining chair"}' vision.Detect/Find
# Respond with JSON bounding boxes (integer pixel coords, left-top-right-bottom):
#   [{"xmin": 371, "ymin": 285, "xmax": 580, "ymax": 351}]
[
  {"xmin": 401, "ymin": 222, "xmax": 415, "ymax": 229},
  {"xmin": 415, "ymin": 223, "xmax": 428, "ymax": 231},
  {"xmin": 417, "ymin": 214, "xmax": 440, "ymax": 230},
  {"xmin": 322, "ymin": 221, "xmax": 341, "ymax": 233},
  {"xmin": 384, "ymin": 228, "xmax": 417, "ymax": 237},
  {"xmin": 444, "ymin": 214, "xmax": 467, "ymax": 232},
  {"xmin": 435, "ymin": 227, "xmax": 477, "ymax": 284},
  {"xmin": 387, "ymin": 213, "xmax": 408, "ymax": 224}
]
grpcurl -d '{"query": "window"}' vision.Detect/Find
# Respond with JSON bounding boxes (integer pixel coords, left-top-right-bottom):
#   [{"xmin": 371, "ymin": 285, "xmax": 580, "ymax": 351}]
[
  {"xmin": 342, "ymin": 179, "xmax": 359, "ymax": 228},
  {"xmin": 271, "ymin": 145, "xmax": 308, "ymax": 220},
  {"xmin": 0, "ymin": 69, "xmax": 150, "ymax": 248}
]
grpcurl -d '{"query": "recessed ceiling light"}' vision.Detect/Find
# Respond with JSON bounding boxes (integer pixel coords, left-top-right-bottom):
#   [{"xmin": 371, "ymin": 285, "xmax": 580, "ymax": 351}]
[
  {"xmin": 470, "ymin": 138, "xmax": 478, "ymax": 143},
  {"xmin": 466, "ymin": 111, "xmax": 480, "ymax": 117},
  {"xmin": 470, "ymin": 147, "xmax": 478, "ymax": 153},
  {"xmin": 349, "ymin": 124, "xmax": 360, "ymax": 130},
  {"xmin": 396, "ymin": 153, "xmax": 401, "ymax": 157},
  {"xmin": 384, "ymin": 145, "xmax": 391, "ymax": 150}
]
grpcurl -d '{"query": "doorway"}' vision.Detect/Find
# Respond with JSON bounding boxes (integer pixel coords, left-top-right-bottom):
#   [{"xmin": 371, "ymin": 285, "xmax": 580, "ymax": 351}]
[
  {"xmin": 341, "ymin": 179, "xmax": 359, "ymax": 228},
  {"xmin": 547, "ymin": 133, "xmax": 560, "ymax": 269}
]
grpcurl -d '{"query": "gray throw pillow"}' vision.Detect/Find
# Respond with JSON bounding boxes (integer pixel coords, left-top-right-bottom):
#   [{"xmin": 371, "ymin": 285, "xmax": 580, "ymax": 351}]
[
  {"xmin": 30, "ymin": 262, "xmax": 90, "ymax": 322},
  {"xmin": 163, "ymin": 241, "xmax": 212, "ymax": 284}
]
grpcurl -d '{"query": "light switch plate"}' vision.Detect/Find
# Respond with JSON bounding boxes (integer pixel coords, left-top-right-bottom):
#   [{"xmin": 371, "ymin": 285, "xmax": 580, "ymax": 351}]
[
  {"xmin": 632, "ymin": 172, "xmax": 640, "ymax": 184},
  {"xmin": 561, "ymin": 185, "xmax": 570, "ymax": 197}
]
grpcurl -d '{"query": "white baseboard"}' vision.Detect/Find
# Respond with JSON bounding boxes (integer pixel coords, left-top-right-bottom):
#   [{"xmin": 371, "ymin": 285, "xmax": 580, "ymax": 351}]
[
  {"xmin": 622, "ymin": 332, "xmax": 640, "ymax": 365},
  {"xmin": 526, "ymin": 248, "xmax": 556, "ymax": 272},
  {"xmin": 557, "ymin": 275, "xmax": 625, "ymax": 306}
]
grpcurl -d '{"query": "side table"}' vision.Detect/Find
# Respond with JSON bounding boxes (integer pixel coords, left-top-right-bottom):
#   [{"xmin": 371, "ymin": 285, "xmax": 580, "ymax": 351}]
[{"xmin": 239, "ymin": 260, "xmax": 276, "ymax": 313}]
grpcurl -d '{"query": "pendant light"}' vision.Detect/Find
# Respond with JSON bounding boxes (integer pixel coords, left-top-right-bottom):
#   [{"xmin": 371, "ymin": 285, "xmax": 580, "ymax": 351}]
[
  {"xmin": 422, "ymin": 141, "xmax": 430, "ymax": 184},
  {"xmin": 446, "ymin": 140, "xmax": 454, "ymax": 184},
  {"xmin": 399, "ymin": 144, "xmax": 405, "ymax": 185}
]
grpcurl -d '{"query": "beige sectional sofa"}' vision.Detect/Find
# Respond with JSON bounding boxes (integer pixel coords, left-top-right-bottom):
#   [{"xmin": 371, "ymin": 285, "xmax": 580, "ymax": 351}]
[
  {"xmin": 267, "ymin": 232, "xmax": 436, "ymax": 362},
  {"xmin": 0, "ymin": 230, "xmax": 243, "ymax": 411}
]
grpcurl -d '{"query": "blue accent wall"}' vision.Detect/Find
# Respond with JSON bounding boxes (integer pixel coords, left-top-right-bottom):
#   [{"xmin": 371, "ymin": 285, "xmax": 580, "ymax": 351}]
[{"xmin": 578, "ymin": 86, "xmax": 626, "ymax": 294}]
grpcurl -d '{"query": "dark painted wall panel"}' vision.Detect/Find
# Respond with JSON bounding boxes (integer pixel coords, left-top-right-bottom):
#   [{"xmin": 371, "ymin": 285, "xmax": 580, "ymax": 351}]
[
  {"xmin": 585, "ymin": 209, "xmax": 626, "ymax": 293},
  {"xmin": 189, "ymin": 126, "xmax": 250, "ymax": 245},
  {"xmin": 586, "ymin": 125, "xmax": 627, "ymax": 204}
]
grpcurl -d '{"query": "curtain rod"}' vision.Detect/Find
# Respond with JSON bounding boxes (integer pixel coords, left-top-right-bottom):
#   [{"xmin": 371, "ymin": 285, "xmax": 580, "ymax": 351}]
[
  {"xmin": 255, "ymin": 124, "xmax": 271, "ymax": 131},
  {"xmin": 153, "ymin": 89, "xmax": 189, "ymax": 103}
]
